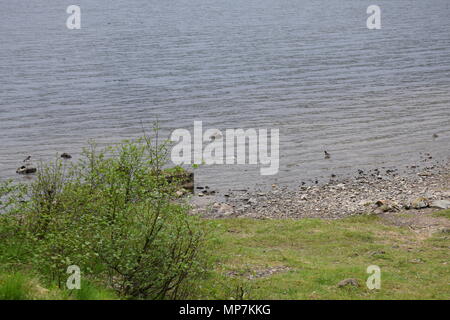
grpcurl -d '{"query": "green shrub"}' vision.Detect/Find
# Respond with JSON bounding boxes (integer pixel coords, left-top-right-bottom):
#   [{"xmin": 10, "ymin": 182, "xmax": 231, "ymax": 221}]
[{"xmin": 1, "ymin": 128, "xmax": 206, "ymax": 299}]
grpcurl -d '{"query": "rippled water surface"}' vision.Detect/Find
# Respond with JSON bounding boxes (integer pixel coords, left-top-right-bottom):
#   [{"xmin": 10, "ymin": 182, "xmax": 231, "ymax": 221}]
[{"xmin": 1, "ymin": 0, "xmax": 449, "ymax": 190}]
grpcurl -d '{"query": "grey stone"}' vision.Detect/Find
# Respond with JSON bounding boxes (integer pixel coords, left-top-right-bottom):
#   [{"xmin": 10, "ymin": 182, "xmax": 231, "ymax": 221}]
[
  {"xmin": 16, "ymin": 166, "xmax": 37, "ymax": 174},
  {"xmin": 430, "ymin": 200, "xmax": 450, "ymax": 209},
  {"xmin": 215, "ymin": 203, "xmax": 234, "ymax": 216},
  {"xmin": 337, "ymin": 278, "xmax": 360, "ymax": 288},
  {"xmin": 411, "ymin": 197, "xmax": 429, "ymax": 209}
]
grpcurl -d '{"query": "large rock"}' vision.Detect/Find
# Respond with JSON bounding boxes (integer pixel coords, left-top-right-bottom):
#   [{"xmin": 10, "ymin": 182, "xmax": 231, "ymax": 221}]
[
  {"xmin": 430, "ymin": 200, "xmax": 450, "ymax": 210},
  {"xmin": 16, "ymin": 166, "xmax": 37, "ymax": 174},
  {"xmin": 410, "ymin": 197, "xmax": 429, "ymax": 209}
]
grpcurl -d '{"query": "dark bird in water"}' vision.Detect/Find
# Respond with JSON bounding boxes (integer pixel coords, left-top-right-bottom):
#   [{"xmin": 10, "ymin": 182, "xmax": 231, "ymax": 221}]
[
  {"xmin": 432, "ymin": 133, "xmax": 438, "ymax": 139},
  {"xmin": 61, "ymin": 153, "xmax": 72, "ymax": 159},
  {"xmin": 324, "ymin": 151, "xmax": 331, "ymax": 159},
  {"xmin": 23, "ymin": 156, "xmax": 31, "ymax": 162}
]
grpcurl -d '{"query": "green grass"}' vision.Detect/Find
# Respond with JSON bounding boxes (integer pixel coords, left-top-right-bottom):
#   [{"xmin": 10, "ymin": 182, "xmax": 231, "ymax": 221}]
[
  {"xmin": 193, "ymin": 215, "xmax": 450, "ymax": 299},
  {"xmin": 69, "ymin": 280, "xmax": 117, "ymax": 300},
  {"xmin": 433, "ymin": 209, "xmax": 450, "ymax": 220},
  {"xmin": 0, "ymin": 272, "xmax": 118, "ymax": 300},
  {"xmin": 0, "ymin": 273, "xmax": 31, "ymax": 300},
  {"xmin": 1, "ymin": 214, "xmax": 449, "ymax": 300}
]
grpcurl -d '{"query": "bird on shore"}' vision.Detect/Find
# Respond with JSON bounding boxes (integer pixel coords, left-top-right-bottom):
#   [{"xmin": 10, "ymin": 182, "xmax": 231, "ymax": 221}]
[
  {"xmin": 324, "ymin": 151, "xmax": 331, "ymax": 159},
  {"xmin": 23, "ymin": 156, "xmax": 31, "ymax": 162}
]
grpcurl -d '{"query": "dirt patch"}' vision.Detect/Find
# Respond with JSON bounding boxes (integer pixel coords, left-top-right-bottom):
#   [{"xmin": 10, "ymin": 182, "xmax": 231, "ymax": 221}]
[
  {"xmin": 380, "ymin": 209, "xmax": 450, "ymax": 238},
  {"xmin": 225, "ymin": 266, "xmax": 291, "ymax": 280}
]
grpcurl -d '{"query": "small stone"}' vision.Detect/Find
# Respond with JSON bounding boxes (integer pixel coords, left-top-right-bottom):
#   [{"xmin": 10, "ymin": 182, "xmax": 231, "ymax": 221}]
[
  {"xmin": 337, "ymin": 278, "xmax": 359, "ymax": 288},
  {"xmin": 216, "ymin": 203, "xmax": 233, "ymax": 216},
  {"xmin": 359, "ymin": 200, "xmax": 372, "ymax": 207},
  {"xmin": 202, "ymin": 189, "xmax": 216, "ymax": 195},
  {"xmin": 417, "ymin": 172, "xmax": 431, "ymax": 177},
  {"xmin": 410, "ymin": 258, "xmax": 424, "ymax": 264},
  {"xmin": 372, "ymin": 208, "xmax": 384, "ymax": 215},
  {"xmin": 373, "ymin": 200, "xmax": 399, "ymax": 212},
  {"xmin": 175, "ymin": 190, "xmax": 184, "ymax": 197},
  {"xmin": 369, "ymin": 250, "xmax": 386, "ymax": 256}
]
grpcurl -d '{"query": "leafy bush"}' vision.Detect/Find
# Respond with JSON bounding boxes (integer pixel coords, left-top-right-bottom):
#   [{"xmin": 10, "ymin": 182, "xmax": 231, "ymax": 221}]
[{"xmin": 1, "ymin": 129, "xmax": 206, "ymax": 299}]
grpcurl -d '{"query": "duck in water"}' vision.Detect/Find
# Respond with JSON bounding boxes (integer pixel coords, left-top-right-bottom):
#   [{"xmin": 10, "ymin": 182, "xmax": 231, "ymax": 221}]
[{"xmin": 324, "ymin": 151, "xmax": 331, "ymax": 159}]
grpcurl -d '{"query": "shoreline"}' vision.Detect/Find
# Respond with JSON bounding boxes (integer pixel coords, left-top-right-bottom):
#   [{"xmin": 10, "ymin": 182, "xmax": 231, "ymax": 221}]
[{"xmin": 191, "ymin": 154, "xmax": 450, "ymax": 227}]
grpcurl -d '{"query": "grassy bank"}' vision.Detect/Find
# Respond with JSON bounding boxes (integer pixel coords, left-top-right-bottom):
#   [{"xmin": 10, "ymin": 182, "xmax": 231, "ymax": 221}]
[
  {"xmin": 1, "ymin": 212, "xmax": 449, "ymax": 299},
  {"xmin": 194, "ymin": 213, "xmax": 450, "ymax": 300},
  {"xmin": 0, "ymin": 272, "xmax": 117, "ymax": 300}
]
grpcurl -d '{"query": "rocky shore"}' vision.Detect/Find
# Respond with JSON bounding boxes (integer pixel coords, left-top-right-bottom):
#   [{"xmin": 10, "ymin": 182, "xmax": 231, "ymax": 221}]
[{"xmin": 191, "ymin": 155, "xmax": 450, "ymax": 226}]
